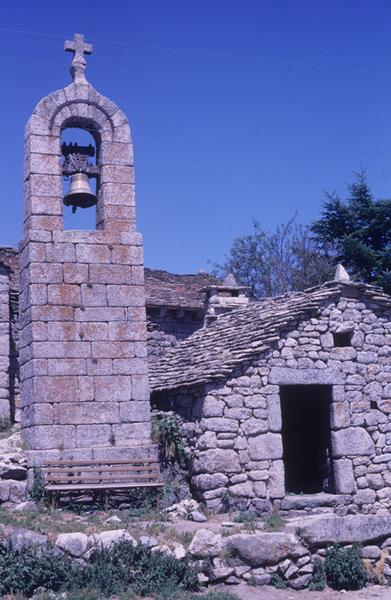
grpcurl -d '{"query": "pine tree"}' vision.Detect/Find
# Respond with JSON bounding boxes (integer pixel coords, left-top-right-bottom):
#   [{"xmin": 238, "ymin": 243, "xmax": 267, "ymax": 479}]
[{"xmin": 311, "ymin": 171, "xmax": 391, "ymax": 293}]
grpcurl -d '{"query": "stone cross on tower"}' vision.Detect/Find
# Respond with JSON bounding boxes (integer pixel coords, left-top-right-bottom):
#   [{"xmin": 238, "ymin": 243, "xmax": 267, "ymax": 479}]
[{"xmin": 64, "ymin": 33, "xmax": 93, "ymax": 84}]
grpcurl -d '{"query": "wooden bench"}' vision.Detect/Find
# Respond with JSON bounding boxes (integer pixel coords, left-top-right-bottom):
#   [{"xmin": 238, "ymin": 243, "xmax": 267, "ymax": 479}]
[{"xmin": 42, "ymin": 458, "xmax": 164, "ymax": 510}]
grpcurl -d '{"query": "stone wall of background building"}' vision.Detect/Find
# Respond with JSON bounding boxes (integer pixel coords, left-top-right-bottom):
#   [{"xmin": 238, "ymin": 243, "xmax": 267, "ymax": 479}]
[
  {"xmin": 147, "ymin": 308, "xmax": 203, "ymax": 361},
  {"xmin": 8, "ymin": 289, "xmax": 20, "ymax": 421},
  {"xmin": 0, "ymin": 266, "xmax": 10, "ymax": 419},
  {"xmin": 0, "ymin": 249, "xmax": 20, "ymax": 421},
  {"xmin": 153, "ymin": 289, "xmax": 391, "ymax": 515}
]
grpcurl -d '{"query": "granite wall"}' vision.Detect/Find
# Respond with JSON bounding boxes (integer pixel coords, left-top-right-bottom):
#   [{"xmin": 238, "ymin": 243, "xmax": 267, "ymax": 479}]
[
  {"xmin": 153, "ymin": 288, "xmax": 391, "ymax": 515},
  {"xmin": 19, "ymin": 74, "xmax": 155, "ymax": 464}
]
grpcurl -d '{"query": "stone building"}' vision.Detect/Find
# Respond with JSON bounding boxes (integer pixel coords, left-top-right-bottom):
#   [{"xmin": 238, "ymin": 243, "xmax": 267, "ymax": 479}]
[
  {"xmin": 150, "ymin": 276, "xmax": 391, "ymax": 515},
  {"xmin": 0, "ymin": 33, "xmax": 390, "ymax": 517}
]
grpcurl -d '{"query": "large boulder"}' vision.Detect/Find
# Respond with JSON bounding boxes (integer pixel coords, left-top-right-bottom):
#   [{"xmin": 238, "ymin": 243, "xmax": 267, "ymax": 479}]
[
  {"xmin": 56, "ymin": 532, "xmax": 88, "ymax": 557},
  {"xmin": 188, "ymin": 529, "xmax": 222, "ymax": 558},
  {"xmin": 223, "ymin": 532, "xmax": 297, "ymax": 566},
  {"xmin": 97, "ymin": 529, "xmax": 136, "ymax": 549},
  {"xmin": 297, "ymin": 515, "xmax": 391, "ymax": 546},
  {"xmin": 10, "ymin": 528, "xmax": 48, "ymax": 551},
  {"xmin": 0, "ymin": 480, "xmax": 27, "ymax": 503}
]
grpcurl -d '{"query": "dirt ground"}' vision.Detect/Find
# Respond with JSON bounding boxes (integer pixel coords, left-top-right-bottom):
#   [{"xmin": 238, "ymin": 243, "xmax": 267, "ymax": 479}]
[{"xmin": 219, "ymin": 583, "xmax": 391, "ymax": 600}]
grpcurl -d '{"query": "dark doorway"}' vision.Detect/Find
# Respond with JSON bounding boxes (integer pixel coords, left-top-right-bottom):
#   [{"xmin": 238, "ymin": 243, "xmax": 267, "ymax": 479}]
[{"xmin": 280, "ymin": 385, "xmax": 334, "ymax": 494}]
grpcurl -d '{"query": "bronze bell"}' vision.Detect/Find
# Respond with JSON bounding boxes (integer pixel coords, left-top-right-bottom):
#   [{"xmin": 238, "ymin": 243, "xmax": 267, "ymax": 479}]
[{"xmin": 63, "ymin": 173, "xmax": 98, "ymax": 213}]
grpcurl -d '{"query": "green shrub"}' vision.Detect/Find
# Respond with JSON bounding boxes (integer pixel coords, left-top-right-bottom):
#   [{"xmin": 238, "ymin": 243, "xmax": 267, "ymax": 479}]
[
  {"xmin": 35, "ymin": 591, "xmax": 107, "ymax": 600},
  {"xmin": 324, "ymin": 544, "xmax": 366, "ymax": 590},
  {"xmin": 29, "ymin": 467, "xmax": 46, "ymax": 502},
  {"xmin": 0, "ymin": 542, "xmax": 79, "ymax": 597},
  {"xmin": 81, "ymin": 540, "xmax": 198, "ymax": 597},
  {"xmin": 64, "ymin": 591, "xmax": 106, "ymax": 600},
  {"xmin": 270, "ymin": 572, "xmax": 287, "ymax": 589},
  {"xmin": 0, "ymin": 416, "xmax": 11, "ymax": 432},
  {"xmin": 221, "ymin": 490, "xmax": 231, "ymax": 511},
  {"xmin": 152, "ymin": 411, "xmax": 187, "ymax": 467},
  {"xmin": 309, "ymin": 557, "xmax": 326, "ymax": 591},
  {"xmin": 0, "ymin": 540, "xmax": 199, "ymax": 598}
]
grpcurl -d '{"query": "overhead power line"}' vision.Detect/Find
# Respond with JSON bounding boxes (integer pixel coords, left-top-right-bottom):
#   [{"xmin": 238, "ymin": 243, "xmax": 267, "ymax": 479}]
[{"xmin": 0, "ymin": 27, "xmax": 369, "ymax": 74}]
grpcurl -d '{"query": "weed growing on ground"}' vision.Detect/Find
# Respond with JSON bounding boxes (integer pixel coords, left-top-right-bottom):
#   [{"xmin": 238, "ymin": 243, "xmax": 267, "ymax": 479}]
[
  {"xmin": 0, "ymin": 503, "xmax": 171, "ymax": 540},
  {"xmin": 0, "ymin": 416, "xmax": 12, "ymax": 440},
  {"xmin": 151, "ymin": 411, "xmax": 187, "ymax": 467},
  {"xmin": 220, "ymin": 490, "xmax": 231, "ymax": 512},
  {"xmin": 233, "ymin": 510, "xmax": 257, "ymax": 531},
  {"xmin": 270, "ymin": 572, "xmax": 287, "ymax": 589},
  {"xmin": 177, "ymin": 530, "xmax": 194, "ymax": 545},
  {"xmin": 190, "ymin": 592, "xmax": 241, "ymax": 600},
  {"xmin": 0, "ymin": 505, "xmax": 95, "ymax": 536},
  {"xmin": 146, "ymin": 521, "xmax": 168, "ymax": 535},
  {"xmin": 264, "ymin": 513, "xmax": 285, "ymax": 531}
]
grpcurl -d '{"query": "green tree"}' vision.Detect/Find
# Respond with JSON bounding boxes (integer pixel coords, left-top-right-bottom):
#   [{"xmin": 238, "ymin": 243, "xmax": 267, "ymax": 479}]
[
  {"xmin": 212, "ymin": 217, "xmax": 333, "ymax": 299},
  {"xmin": 311, "ymin": 171, "xmax": 391, "ymax": 293}
]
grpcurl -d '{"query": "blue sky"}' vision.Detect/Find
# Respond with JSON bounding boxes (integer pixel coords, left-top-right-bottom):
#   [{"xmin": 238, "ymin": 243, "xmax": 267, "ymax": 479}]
[{"xmin": 1, "ymin": 1, "xmax": 391, "ymax": 273}]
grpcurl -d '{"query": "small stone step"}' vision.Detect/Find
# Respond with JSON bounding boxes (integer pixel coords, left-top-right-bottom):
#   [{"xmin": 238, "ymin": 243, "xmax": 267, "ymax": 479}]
[{"xmin": 281, "ymin": 493, "xmax": 351, "ymax": 512}]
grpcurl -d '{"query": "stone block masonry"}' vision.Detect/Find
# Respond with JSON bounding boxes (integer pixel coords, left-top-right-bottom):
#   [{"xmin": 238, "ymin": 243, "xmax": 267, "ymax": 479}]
[
  {"xmin": 151, "ymin": 282, "xmax": 391, "ymax": 515},
  {"xmin": 19, "ymin": 34, "xmax": 156, "ymax": 464}
]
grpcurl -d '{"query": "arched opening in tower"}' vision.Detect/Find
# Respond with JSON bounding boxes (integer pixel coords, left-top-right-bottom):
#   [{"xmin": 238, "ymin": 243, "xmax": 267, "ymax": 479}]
[{"xmin": 61, "ymin": 127, "xmax": 99, "ymax": 231}]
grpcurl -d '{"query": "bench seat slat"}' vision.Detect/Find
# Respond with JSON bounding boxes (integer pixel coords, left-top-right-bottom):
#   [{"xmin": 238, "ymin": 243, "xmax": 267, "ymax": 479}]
[
  {"xmin": 46, "ymin": 482, "xmax": 165, "ymax": 492},
  {"xmin": 45, "ymin": 474, "xmax": 160, "ymax": 483},
  {"xmin": 45, "ymin": 465, "xmax": 159, "ymax": 475}
]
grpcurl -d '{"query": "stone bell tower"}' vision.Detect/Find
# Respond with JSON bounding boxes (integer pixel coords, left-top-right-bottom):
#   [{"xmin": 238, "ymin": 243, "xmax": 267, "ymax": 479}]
[{"xmin": 20, "ymin": 34, "xmax": 155, "ymax": 464}]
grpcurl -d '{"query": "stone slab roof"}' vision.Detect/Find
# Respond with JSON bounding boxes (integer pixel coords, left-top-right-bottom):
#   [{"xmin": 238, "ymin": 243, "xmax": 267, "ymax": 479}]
[
  {"xmin": 0, "ymin": 246, "xmax": 218, "ymax": 310},
  {"xmin": 149, "ymin": 281, "xmax": 391, "ymax": 393},
  {"xmin": 144, "ymin": 268, "xmax": 219, "ymax": 310}
]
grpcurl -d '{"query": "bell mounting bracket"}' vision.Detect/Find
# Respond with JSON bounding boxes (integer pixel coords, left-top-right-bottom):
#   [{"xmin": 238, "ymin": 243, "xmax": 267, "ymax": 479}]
[{"xmin": 61, "ymin": 142, "xmax": 99, "ymax": 178}]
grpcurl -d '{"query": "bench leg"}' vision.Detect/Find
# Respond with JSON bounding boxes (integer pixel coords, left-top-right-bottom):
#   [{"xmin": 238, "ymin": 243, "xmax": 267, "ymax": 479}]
[
  {"xmin": 50, "ymin": 491, "xmax": 55, "ymax": 511},
  {"xmin": 156, "ymin": 488, "xmax": 160, "ymax": 510},
  {"xmin": 104, "ymin": 491, "xmax": 108, "ymax": 512}
]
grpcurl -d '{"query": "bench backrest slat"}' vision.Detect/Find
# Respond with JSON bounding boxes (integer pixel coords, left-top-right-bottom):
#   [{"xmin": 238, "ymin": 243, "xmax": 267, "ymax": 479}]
[
  {"xmin": 44, "ymin": 465, "xmax": 159, "ymax": 475},
  {"xmin": 42, "ymin": 457, "xmax": 162, "ymax": 490}
]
